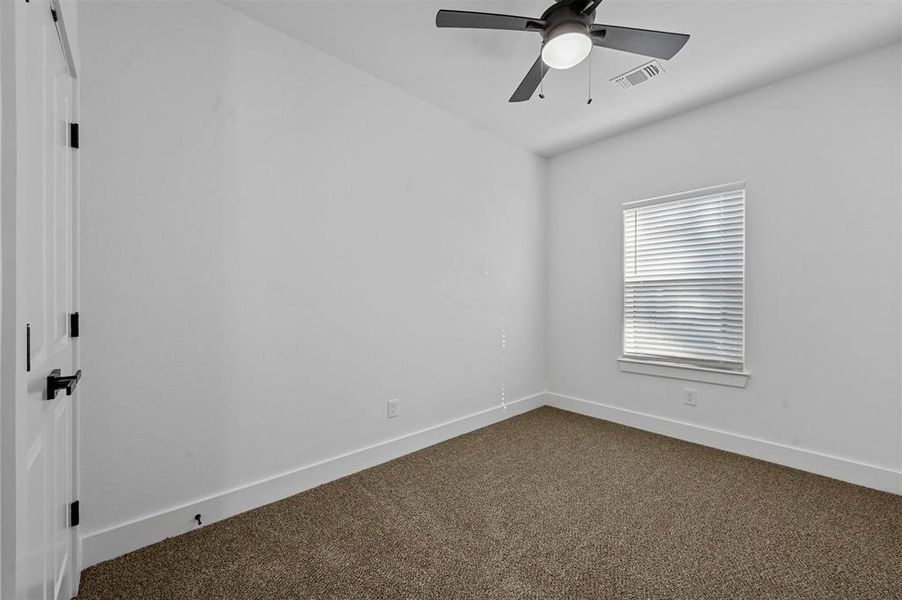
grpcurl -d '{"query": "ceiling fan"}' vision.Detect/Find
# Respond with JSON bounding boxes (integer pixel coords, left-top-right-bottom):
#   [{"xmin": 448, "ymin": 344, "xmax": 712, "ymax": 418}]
[{"xmin": 435, "ymin": 0, "xmax": 690, "ymax": 102}]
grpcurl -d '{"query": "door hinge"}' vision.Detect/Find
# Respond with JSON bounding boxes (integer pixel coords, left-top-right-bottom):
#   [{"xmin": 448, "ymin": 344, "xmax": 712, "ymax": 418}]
[
  {"xmin": 69, "ymin": 123, "xmax": 79, "ymax": 149},
  {"xmin": 26, "ymin": 323, "xmax": 31, "ymax": 372},
  {"xmin": 70, "ymin": 312, "xmax": 80, "ymax": 338},
  {"xmin": 69, "ymin": 501, "xmax": 79, "ymax": 527}
]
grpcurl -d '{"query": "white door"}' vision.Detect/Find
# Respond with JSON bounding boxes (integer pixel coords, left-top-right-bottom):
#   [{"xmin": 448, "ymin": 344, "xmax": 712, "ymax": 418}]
[{"xmin": 16, "ymin": 0, "xmax": 79, "ymax": 598}]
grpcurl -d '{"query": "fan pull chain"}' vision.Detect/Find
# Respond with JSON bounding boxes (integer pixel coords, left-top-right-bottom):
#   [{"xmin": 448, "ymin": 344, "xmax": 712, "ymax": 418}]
[
  {"xmin": 539, "ymin": 55, "xmax": 546, "ymax": 99},
  {"xmin": 587, "ymin": 51, "xmax": 593, "ymax": 104}
]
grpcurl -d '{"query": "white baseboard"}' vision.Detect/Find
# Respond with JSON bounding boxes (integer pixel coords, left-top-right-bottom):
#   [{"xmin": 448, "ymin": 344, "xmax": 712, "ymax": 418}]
[
  {"xmin": 81, "ymin": 392, "xmax": 546, "ymax": 568},
  {"xmin": 82, "ymin": 390, "xmax": 900, "ymax": 569},
  {"xmin": 545, "ymin": 392, "xmax": 902, "ymax": 496}
]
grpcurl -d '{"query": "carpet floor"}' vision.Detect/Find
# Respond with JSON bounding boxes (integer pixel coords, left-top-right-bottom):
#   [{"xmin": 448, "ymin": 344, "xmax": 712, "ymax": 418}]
[{"xmin": 77, "ymin": 407, "xmax": 902, "ymax": 600}]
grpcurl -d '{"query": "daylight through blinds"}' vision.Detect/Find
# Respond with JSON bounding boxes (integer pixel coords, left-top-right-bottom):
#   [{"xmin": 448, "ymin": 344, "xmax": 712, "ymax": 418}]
[{"xmin": 623, "ymin": 185, "xmax": 745, "ymax": 369}]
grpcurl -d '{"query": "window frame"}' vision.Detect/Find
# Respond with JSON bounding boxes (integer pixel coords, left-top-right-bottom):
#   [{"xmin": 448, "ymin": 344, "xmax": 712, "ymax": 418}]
[{"xmin": 619, "ymin": 181, "xmax": 749, "ymax": 387}]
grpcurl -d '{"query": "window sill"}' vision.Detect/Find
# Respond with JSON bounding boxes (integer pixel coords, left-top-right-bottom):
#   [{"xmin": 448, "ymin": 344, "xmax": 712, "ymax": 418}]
[{"xmin": 617, "ymin": 358, "xmax": 750, "ymax": 388}]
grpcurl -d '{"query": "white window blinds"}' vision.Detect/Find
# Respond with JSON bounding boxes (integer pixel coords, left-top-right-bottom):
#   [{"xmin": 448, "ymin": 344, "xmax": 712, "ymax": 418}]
[{"xmin": 623, "ymin": 183, "xmax": 745, "ymax": 371}]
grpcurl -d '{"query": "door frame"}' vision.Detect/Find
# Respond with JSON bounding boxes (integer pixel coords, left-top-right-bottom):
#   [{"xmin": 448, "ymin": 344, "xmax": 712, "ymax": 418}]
[{"xmin": 0, "ymin": 0, "xmax": 81, "ymax": 596}]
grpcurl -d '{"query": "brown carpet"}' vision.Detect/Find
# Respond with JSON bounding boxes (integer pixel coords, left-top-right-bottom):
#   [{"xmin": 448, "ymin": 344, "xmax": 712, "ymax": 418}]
[{"xmin": 78, "ymin": 407, "xmax": 902, "ymax": 600}]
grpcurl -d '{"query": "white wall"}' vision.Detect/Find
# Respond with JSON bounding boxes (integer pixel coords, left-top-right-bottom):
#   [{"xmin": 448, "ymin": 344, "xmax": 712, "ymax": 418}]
[
  {"xmin": 78, "ymin": 0, "xmax": 902, "ymax": 567},
  {"xmin": 78, "ymin": 0, "xmax": 545, "ymax": 563},
  {"xmin": 547, "ymin": 43, "xmax": 902, "ymax": 490}
]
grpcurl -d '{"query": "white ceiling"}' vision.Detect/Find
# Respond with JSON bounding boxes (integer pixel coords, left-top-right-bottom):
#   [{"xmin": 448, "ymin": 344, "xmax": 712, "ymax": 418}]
[{"xmin": 224, "ymin": 0, "xmax": 902, "ymax": 156}]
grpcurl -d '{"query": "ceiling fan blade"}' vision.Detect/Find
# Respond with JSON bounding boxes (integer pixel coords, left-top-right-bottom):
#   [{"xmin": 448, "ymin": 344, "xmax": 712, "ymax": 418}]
[
  {"xmin": 509, "ymin": 57, "xmax": 548, "ymax": 103},
  {"xmin": 590, "ymin": 24, "xmax": 690, "ymax": 60},
  {"xmin": 580, "ymin": 0, "xmax": 605, "ymax": 15},
  {"xmin": 436, "ymin": 10, "xmax": 544, "ymax": 32}
]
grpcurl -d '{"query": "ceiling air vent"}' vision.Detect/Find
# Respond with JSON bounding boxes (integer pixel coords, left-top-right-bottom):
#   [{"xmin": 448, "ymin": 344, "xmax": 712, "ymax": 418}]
[{"xmin": 611, "ymin": 60, "xmax": 665, "ymax": 90}]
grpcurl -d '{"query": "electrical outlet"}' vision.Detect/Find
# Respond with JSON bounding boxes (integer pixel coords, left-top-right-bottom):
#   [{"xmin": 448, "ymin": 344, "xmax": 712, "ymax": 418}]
[
  {"xmin": 387, "ymin": 399, "xmax": 399, "ymax": 419},
  {"xmin": 684, "ymin": 388, "xmax": 697, "ymax": 407}
]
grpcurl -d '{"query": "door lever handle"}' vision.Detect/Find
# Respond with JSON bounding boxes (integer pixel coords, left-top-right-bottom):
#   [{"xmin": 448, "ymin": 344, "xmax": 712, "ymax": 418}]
[{"xmin": 46, "ymin": 369, "xmax": 82, "ymax": 400}]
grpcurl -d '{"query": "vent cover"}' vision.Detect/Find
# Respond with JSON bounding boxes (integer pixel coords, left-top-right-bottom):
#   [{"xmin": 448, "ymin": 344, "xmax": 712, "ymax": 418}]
[{"xmin": 611, "ymin": 60, "xmax": 665, "ymax": 90}]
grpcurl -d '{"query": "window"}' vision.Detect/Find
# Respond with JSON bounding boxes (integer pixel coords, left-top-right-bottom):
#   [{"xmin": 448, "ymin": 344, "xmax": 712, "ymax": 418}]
[{"xmin": 622, "ymin": 182, "xmax": 745, "ymax": 375}]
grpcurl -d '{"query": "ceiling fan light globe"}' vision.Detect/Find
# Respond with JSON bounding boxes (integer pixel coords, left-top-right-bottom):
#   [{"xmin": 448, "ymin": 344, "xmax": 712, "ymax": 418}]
[{"xmin": 541, "ymin": 31, "xmax": 592, "ymax": 70}]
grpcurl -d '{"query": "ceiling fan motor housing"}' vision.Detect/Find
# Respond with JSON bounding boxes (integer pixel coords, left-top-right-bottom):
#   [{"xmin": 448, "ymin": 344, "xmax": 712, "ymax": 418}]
[{"xmin": 540, "ymin": 0, "xmax": 595, "ymax": 42}]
